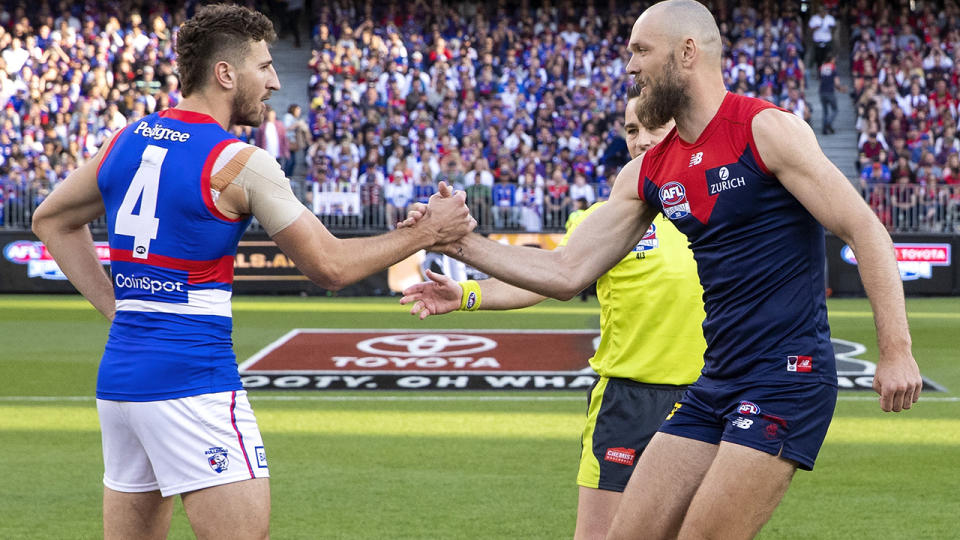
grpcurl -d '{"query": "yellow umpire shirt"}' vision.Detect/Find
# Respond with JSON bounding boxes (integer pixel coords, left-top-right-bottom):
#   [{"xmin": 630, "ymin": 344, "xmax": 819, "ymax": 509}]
[{"xmin": 560, "ymin": 203, "xmax": 706, "ymax": 385}]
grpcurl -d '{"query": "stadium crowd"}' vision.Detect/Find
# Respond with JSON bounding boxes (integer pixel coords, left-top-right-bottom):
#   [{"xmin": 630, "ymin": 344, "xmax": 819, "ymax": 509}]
[
  {"xmin": 301, "ymin": 0, "xmax": 815, "ymax": 231},
  {"xmin": 0, "ymin": 2, "xmax": 186, "ymax": 227},
  {"xmin": 0, "ymin": 0, "xmax": 957, "ymax": 233},
  {"xmin": 849, "ymin": 0, "xmax": 960, "ymax": 231}
]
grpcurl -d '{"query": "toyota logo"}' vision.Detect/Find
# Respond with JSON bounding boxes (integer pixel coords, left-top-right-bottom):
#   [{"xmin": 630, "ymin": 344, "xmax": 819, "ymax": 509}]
[{"xmin": 356, "ymin": 334, "xmax": 497, "ymax": 356}]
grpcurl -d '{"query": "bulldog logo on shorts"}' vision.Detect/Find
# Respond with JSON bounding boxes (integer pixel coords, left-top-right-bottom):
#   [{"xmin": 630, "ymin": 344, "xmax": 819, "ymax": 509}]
[{"xmin": 205, "ymin": 447, "xmax": 230, "ymax": 473}]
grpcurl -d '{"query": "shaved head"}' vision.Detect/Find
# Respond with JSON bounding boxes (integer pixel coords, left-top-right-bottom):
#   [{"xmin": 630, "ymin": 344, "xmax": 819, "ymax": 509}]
[
  {"xmin": 634, "ymin": 0, "xmax": 723, "ymax": 65},
  {"xmin": 626, "ymin": 0, "xmax": 725, "ymax": 128}
]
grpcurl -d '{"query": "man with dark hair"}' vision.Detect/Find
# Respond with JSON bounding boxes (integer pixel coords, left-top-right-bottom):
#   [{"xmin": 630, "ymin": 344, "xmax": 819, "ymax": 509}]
[
  {"xmin": 426, "ymin": 1, "xmax": 921, "ymax": 538},
  {"xmin": 31, "ymin": 5, "xmax": 474, "ymax": 539}
]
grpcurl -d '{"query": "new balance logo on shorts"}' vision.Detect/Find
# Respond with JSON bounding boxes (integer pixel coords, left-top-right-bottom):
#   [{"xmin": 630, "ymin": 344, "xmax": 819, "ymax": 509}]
[
  {"xmin": 604, "ymin": 447, "xmax": 637, "ymax": 466},
  {"xmin": 786, "ymin": 355, "xmax": 812, "ymax": 372}
]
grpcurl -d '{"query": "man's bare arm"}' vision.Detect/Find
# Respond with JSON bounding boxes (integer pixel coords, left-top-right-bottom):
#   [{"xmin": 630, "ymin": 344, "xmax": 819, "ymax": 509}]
[
  {"xmin": 445, "ymin": 157, "xmax": 655, "ymax": 300},
  {"xmin": 753, "ymin": 109, "xmax": 921, "ymax": 412},
  {"xmin": 400, "ymin": 270, "xmax": 548, "ymax": 319},
  {"xmin": 270, "ymin": 193, "xmax": 473, "ymax": 291},
  {"xmin": 216, "ymin": 148, "xmax": 476, "ymax": 291},
  {"xmin": 32, "ymin": 144, "xmax": 115, "ymax": 320}
]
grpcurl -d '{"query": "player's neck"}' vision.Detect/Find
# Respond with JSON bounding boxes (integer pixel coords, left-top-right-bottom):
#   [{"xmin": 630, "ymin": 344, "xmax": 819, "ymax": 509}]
[
  {"xmin": 176, "ymin": 93, "xmax": 232, "ymax": 130},
  {"xmin": 673, "ymin": 77, "xmax": 728, "ymax": 145}
]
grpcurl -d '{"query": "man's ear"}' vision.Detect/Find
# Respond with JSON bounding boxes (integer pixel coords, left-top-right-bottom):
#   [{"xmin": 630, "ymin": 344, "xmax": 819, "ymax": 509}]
[{"xmin": 214, "ymin": 61, "xmax": 236, "ymax": 90}]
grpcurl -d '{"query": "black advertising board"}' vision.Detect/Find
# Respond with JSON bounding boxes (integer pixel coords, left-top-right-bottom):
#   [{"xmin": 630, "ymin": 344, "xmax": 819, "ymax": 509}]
[
  {"xmin": 0, "ymin": 231, "xmax": 388, "ymax": 296},
  {"xmin": 826, "ymin": 234, "xmax": 958, "ymax": 296},
  {"xmin": 3, "ymin": 230, "xmax": 958, "ymax": 296}
]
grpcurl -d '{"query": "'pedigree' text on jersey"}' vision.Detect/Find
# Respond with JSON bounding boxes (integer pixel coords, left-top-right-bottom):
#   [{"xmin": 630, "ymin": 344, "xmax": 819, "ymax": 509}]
[{"xmin": 133, "ymin": 121, "xmax": 191, "ymax": 142}]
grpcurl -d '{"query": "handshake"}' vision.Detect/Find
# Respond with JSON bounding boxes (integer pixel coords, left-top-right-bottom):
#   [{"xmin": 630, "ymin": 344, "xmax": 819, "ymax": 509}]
[{"xmin": 398, "ymin": 181, "xmax": 477, "ymax": 251}]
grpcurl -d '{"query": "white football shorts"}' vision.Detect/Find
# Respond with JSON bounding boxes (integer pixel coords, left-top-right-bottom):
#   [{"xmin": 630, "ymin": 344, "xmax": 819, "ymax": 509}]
[{"xmin": 97, "ymin": 390, "xmax": 269, "ymax": 497}]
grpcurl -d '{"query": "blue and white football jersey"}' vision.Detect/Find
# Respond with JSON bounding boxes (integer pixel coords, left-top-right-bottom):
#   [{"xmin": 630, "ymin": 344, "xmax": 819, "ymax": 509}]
[{"xmin": 96, "ymin": 109, "xmax": 252, "ymax": 401}]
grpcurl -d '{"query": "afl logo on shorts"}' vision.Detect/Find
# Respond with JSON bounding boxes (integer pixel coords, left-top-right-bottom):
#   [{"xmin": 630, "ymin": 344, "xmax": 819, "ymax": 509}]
[
  {"xmin": 659, "ymin": 182, "xmax": 691, "ymax": 220},
  {"xmin": 738, "ymin": 401, "xmax": 760, "ymax": 415}
]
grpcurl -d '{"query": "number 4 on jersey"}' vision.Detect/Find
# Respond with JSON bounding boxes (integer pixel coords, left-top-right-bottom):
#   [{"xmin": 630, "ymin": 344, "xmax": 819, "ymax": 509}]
[{"xmin": 115, "ymin": 145, "xmax": 167, "ymax": 258}]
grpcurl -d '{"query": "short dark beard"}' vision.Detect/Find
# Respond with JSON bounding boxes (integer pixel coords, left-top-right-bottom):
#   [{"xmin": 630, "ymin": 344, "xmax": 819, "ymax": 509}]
[
  {"xmin": 230, "ymin": 78, "xmax": 264, "ymax": 127},
  {"xmin": 635, "ymin": 55, "xmax": 690, "ymax": 129}
]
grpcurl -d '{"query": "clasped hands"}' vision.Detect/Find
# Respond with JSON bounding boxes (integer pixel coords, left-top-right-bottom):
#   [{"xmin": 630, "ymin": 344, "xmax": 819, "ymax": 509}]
[{"xmin": 398, "ymin": 181, "xmax": 475, "ymax": 251}]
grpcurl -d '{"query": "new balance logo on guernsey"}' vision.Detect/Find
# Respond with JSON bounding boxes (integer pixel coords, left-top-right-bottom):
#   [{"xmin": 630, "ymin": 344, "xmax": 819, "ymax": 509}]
[
  {"xmin": 689, "ymin": 152, "xmax": 704, "ymax": 166},
  {"xmin": 786, "ymin": 355, "xmax": 813, "ymax": 373},
  {"xmin": 604, "ymin": 447, "xmax": 636, "ymax": 466}
]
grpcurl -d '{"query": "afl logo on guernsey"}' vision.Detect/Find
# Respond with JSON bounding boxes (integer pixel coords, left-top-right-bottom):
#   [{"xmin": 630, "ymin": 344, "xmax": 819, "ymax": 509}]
[
  {"xmin": 659, "ymin": 182, "xmax": 691, "ymax": 220},
  {"xmin": 634, "ymin": 223, "xmax": 658, "ymax": 252}
]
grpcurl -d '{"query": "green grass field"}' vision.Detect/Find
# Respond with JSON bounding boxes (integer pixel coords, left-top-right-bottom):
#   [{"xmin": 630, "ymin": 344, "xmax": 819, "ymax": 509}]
[{"xmin": 1, "ymin": 295, "xmax": 958, "ymax": 539}]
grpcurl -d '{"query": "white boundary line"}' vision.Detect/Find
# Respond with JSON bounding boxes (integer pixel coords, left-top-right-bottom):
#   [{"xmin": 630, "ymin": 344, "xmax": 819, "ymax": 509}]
[
  {"xmin": 236, "ymin": 328, "xmax": 302, "ymax": 371},
  {"xmin": 1, "ymin": 395, "xmax": 957, "ymax": 403}
]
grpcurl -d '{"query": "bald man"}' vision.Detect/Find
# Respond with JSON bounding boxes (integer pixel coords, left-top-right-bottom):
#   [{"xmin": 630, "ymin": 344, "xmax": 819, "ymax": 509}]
[{"xmin": 427, "ymin": 1, "xmax": 922, "ymax": 538}]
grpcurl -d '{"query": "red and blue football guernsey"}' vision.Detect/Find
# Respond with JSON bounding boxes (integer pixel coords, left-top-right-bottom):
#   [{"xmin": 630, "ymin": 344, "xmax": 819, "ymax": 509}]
[
  {"xmin": 638, "ymin": 93, "xmax": 836, "ymax": 384},
  {"xmin": 96, "ymin": 109, "xmax": 251, "ymax": 401}
]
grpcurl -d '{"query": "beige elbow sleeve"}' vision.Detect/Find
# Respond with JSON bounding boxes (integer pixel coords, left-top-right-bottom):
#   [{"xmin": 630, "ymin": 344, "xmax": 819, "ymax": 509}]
[{"xmin": 231, "ymin": 147, "xmax": 307, "ymax": 236}]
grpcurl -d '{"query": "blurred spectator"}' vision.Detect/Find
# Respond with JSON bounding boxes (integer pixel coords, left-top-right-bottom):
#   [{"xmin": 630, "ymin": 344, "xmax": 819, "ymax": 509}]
[
  {"xmin": 891, "ymin": 173, "xmax": 918, "ymax": 230},
  {"xmin": 283, "ymin": 104, "xmax": 312, "ymax": 178},
  {"xmin": 384, "ymin": 169, "xmax": 413, "ymax": 229},
  {"xmin": 281, "ymin": 0, "xmax": 305, "ymax": 48},
  {"xmin": 861, "ymin": 159, "xmax": 892, "ymax": 188},
  {"xmin": 819, "ymin": 53, "xmax": 845, "ymax": 134},
  {"xmin": 491, "ymin": 172, "xmax": 519, "ymax": 229},
  {"xmin": 859, "ymin": 131, "xmax": 888, "ymax": 172},
  {"xmin": 435, "ymin": 155, "xmax": 466, "ymax": 191},
  {"xmin": 809, "ymin": 5, "xmax": 837, "ymax": 72},
  {"xmin": 359, "ymin": 172, "xmax": 384, "ymax": 228},
  {"xmin": 783, "ymin": 86, "xmax": 812, "ymax": 123},
  {"xmin": 544, "ymin": 167, "xmax": 571, "ymax": 229},
  {"xmin": 464, "ymin": 158, "xmax": 494, "ymax": 189},
  {"xmin": 516, "ymin": 179, "xmax": 544, "ymax": 232},
  {"xmin": 920, "ymin": 175, "xmax": 949, "ymax": 231},
  {"xmin": 255, "ymin": 106, "xmax": 290, "ymax": 168},
  {"xmin": 413, "ymin": 172, "xmax": 436, "ymax": 204},
  {"xmin": 569, "ymin": 173, "xmax": 596, "ymax": 206}
]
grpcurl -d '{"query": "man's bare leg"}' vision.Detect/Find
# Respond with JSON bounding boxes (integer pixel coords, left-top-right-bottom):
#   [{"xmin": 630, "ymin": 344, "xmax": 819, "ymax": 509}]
[
  {"xmin": 678, "ymin": 442, "xmax": 797, "ymax": 540},
  {"xmin": 103, "ymin": 488, "xmax": 173, "ymax": 540},
  {"xmin": 181, "ymin": 478, "xmax": 271, "ymax": 540},
  {"xmin": 606, "ymin": 433, "xmax": 719, "ymax": 540},
  {"xmin": 574, "ymin": 486, "xmax": 622, "ymax": 540}
]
